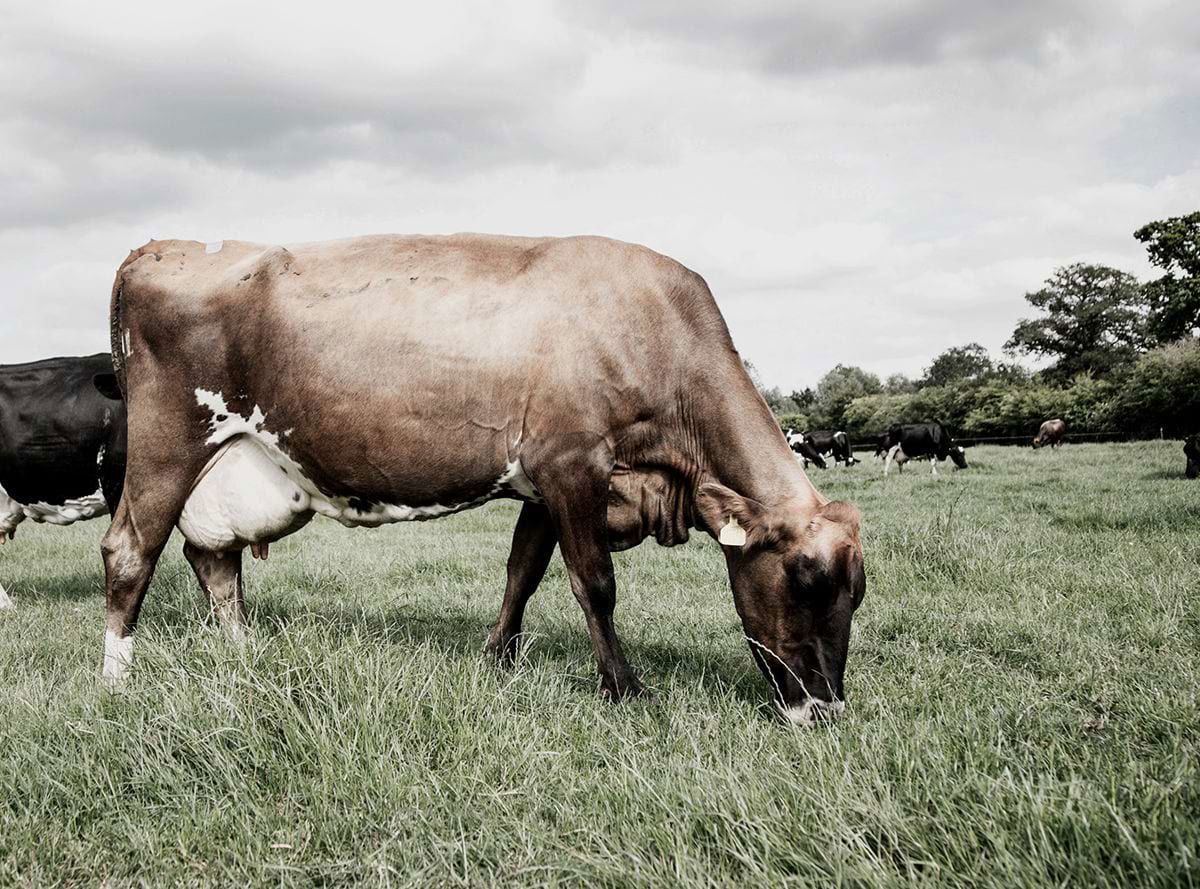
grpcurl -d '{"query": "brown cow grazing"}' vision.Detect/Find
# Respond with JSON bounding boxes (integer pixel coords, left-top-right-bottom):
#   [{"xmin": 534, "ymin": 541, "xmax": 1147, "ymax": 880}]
[
  {"xmin": 1185, "ymin": 435, "xmax": 1199, "ymax": 479},
  {"xmin": 102, "ymin": 234, "xmax": 866, "ymax": 724},
  {"xmin": 1032, "ymin": 418, "xmax": 1066, "ymax": 449}
]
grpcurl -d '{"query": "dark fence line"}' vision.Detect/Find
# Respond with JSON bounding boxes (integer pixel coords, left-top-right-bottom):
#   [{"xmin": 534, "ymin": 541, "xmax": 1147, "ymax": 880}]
[{"xmin": 847, "ymin": 430, "xmax": 1158, "ymax": 450}]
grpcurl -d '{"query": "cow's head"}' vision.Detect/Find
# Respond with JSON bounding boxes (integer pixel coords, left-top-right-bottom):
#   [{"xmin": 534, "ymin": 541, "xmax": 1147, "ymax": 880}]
[
  {"xmin": 1031, "ymin": 435, "xmax": 1043, "ymax": 449},
  {"xmin": 949, "ymin": 445, "xmax": 968, "ymax": 469},
  {"xmin": 1185, "ymin": 435, "xmax": 1200, "ymax": 480},
  {"xmin": 696, "ymin": 485, "xmax": 865, "ymax": 725}
]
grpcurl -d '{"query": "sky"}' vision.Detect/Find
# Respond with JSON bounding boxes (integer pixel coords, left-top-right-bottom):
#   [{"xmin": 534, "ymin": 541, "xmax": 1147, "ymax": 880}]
[{"xmin": 2, "ymin": 1, "xmax": 1198, "ymax": 391}]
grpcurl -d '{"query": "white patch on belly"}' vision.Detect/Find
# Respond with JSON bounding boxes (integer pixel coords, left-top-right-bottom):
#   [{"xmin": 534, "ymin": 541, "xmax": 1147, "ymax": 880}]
[
  {"xmin": 103, "ymin": 630, "xmax": 135, "ymax": 686},
  {"xmin": 498, "ymin": 459, "xmax": 541, "ymax": 502},
  {"xmin": 19, "ymin": 490, "xmax": 108, "ymax": 525},
  {"xmin": 185, "ymin": 389, "xmax": 541, "ymax": 549},
  {"xmin": 0, "ymin": 480, "xmax": 107, "ymax": 531},
  {"xmin": 205, "ymin": 240, "xmax": 224, "ymax": 254}
]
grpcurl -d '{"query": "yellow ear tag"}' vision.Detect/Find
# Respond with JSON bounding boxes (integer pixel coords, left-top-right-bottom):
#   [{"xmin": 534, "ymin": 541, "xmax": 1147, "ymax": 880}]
[{"xmin": 719, "ymin": 515, "xmax": 747, "ymax": 547}]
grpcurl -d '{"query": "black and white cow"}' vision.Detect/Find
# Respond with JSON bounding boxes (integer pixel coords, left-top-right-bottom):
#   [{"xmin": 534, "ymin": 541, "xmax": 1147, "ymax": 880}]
[
  {"xmin": 783, "ymin": 428, "xmax": 827, "ymax": 469},
  {"xmin": 1185, "ymin": 435, "xmax": 1199, "ymax": 480},
  {"xmin": 0, "ymin": 354, "xmax": 126, "ymax": 608},
  {"xmin": 879, "ymin": 422, "xmax": 967, "ymax": 476},
  {"xmin": 804, "ymin": 430, "xmax": 859, "ymax": 467}
]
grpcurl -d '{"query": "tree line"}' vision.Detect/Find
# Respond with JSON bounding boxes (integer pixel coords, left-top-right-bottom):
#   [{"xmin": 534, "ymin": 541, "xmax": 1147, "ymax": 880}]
[{"xmin": 758, "ymin": 211, "xmax": 1200, "ymax": 442}]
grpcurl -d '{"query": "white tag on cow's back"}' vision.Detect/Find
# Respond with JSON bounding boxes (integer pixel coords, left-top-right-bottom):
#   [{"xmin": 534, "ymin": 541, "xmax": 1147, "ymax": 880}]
[{"xmin": 719, "ymin": 516, "xmax": 746, "ymax": 547}]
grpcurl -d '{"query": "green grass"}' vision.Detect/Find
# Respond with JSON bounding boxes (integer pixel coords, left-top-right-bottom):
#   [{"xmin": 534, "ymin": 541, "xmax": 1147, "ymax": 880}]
[{"xmin": 1, "ymin": 442, "xmax": 1197, "ymax": 887}]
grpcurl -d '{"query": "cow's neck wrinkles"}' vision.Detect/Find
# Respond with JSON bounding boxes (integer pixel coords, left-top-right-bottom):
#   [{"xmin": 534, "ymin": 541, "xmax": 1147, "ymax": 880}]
[{"xmin": 680, "ymin": 367, "xmax": 822, "ymax": 513}]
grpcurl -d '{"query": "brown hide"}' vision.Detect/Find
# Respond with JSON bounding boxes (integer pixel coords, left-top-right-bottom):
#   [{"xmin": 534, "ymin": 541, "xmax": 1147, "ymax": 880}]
[{"xmin": 607, "ymin": 467, "xmax": 692, "ymax": 551}]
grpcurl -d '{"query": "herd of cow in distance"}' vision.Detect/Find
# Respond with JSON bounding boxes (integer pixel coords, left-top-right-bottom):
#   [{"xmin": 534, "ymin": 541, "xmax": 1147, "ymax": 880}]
[{"xmin": 1, "ymin": 234, "xmax": 1196, "ymax": 726}]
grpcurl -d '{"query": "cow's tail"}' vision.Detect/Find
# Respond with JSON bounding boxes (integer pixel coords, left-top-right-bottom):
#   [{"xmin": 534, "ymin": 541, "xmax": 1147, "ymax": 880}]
[
  {"xmin": 108, "ymin": 275, "xmax": 127, "ymax": 396},
  {"xmin": 108, "ymin": 246, "xmax": 150, "ymax": 397}
]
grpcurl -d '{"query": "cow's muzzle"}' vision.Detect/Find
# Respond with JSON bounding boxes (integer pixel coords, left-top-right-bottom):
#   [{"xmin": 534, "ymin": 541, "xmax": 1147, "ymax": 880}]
[{"xmin": 779, "ymin": 698, "xmax": 846, "ymax": 726}]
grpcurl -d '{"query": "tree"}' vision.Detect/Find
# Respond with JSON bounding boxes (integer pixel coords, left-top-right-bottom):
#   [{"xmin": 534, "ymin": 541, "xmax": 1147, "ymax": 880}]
[
  {"xmin": 922, "ymin": 343, "xmax": 994, "ymax": 388},
  {"xmin": 884, "ymin": 373, "xmax": 918, "ymax": 394},
  {"xmin": 788, "ymin": 388, "xmax": 817, "ymax": 410},
  {"xmin": 811, "ymin": 365, "xmax": 882, "ymax": 429},
  {"xmin": 1135, "ymin": 211, "xmax": 1200, "ymax": 344},
  {"xmin": 760, "ymin": 386, "xmax": 801, "ymax": 415},
  {"xmin": 1106, "ymin": 337, "xmax": 1200, "ymax": 437},
  {"xmin": 743, "ymin": 359, "xmax": 801, "ymax": 414},
  {"xmin": 1005, "ymin": 263, "xmax": 1146, "ymax": 382}
]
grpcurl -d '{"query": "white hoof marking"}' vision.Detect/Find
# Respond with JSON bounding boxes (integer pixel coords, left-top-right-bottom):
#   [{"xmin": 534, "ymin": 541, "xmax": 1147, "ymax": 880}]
[{"xmin": 102, "ymin": 630, "xmax": 135, "ymax": 687}]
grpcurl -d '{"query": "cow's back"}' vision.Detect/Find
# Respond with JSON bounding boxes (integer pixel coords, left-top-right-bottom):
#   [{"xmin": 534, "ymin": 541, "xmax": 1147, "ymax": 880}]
[{"xmin": 115, "ymin": 235, "xmax": 725, "ymax": 396}]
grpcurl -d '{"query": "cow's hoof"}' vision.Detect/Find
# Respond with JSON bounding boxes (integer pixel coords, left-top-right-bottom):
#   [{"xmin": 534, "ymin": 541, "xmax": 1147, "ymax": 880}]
[
  {"xmin": 600, "ymin": 674, "xmax": 653, "ymax": 702},
  {"xmin": 486, "ymin": 644, "xmax": 519, "ymax": 669},
  {"xmin": 487, "ymin": 628, "xmax": 536, "ymax": 669}
]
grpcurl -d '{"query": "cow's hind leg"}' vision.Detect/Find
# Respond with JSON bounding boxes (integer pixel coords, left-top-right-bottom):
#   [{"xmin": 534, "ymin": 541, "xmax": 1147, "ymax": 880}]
[
  {"xmin": 485, "ymin": 502, "xmax": 557, "ymax": 666},
  {"xmin": 537, "ymin": 451, "xmax": 645, "ymax": 701},
  {"xmin": 0, "ymin": 518, "xmax": 21, "ymax": 608},
  {"xmin": 100, "ymin": 464, "xmax": 202, "ymax": 687},
  {"xmin": 885, "ymin": 444, "xmax": 901, "ymax": 475},
  {"xmin": 184, "ymin": 542, "xmax": 247, "ymax": 639}
]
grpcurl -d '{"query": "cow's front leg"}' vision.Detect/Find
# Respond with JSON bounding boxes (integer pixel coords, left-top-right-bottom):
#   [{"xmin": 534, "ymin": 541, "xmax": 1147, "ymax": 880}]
[
  {"xmin": 537, "ymin": 451, "xmax": 645, "ymax": 701},
  {"xmin": 183, "ymin": 541, "xmax": 247, "ymax": 639},
  {"xmin": 0, "ymin": 579, "xmax": 12, "ymax": 611},
  {"xmin": 485, "ymin": 502, "xmax": 557, "ymax": 665},
  {"xmin": 930, "ymin": 457, "xmax": 939, "ymax": 477}
]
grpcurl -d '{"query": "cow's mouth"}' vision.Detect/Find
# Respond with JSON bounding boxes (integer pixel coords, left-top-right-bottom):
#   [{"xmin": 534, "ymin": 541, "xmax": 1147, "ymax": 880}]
[{"xmin": 778, "ymin": 698, "xmax": 845, "ymax": 726}]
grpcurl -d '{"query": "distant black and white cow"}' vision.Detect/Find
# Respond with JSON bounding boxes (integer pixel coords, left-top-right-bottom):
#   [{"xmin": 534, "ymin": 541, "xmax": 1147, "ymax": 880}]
[
  {"xmin": 1185, "ymin": 435, "xmax": 1199, "ymax": 480},
  {"xmin": 804, "ymin": 430, "xmax": 859, "ymax": 467},
  {"xmin": 879, "ymin": 422, "xmax": 967, "ymax": 476},
  {"xmin": 0, "ymin": 355, "xmax": 126, "ymax": 608},
  {"xmin": 783, "ymin": 428, "xmax": 827, "ymax": 469},
  {"xmin": 1032, "ymin": 418, "xmax": 1066, "ymax": 449}
]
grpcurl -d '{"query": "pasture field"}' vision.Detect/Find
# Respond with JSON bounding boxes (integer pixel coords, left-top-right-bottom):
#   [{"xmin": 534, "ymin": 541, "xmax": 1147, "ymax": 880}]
[{"xmin": 1, "ymin": 442, "xmax": 1197, "ymax": 886}]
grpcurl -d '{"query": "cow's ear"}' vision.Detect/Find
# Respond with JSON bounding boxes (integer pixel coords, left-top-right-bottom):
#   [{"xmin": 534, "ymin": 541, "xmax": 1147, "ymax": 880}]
[
  {"xmin": 695, "ymin": 482, "xmax": 767, "ymax": 548},
  {"xmin": 93, "ymin": 373, "xmax": 123, "ymax": 401}
]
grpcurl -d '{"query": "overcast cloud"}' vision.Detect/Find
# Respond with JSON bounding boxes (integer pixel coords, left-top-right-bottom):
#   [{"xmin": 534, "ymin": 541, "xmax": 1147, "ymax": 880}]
[{"xmin": 2, "ymin": 1, "xmax": 1197, "ymax": 389}]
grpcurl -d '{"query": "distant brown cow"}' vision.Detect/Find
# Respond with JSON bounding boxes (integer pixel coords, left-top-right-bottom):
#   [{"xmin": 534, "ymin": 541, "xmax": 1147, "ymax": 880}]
[
  {"xmin": 1032, "ymin": 419, "xmax": 1066, "ymax": 449},
  {"xmin": 102, "ymin": 234, "xmax": 867, "ymax": 724},
  {"xmin": 1185, "ymin": 435, "xmax": 1199, "ymax": 479}
]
